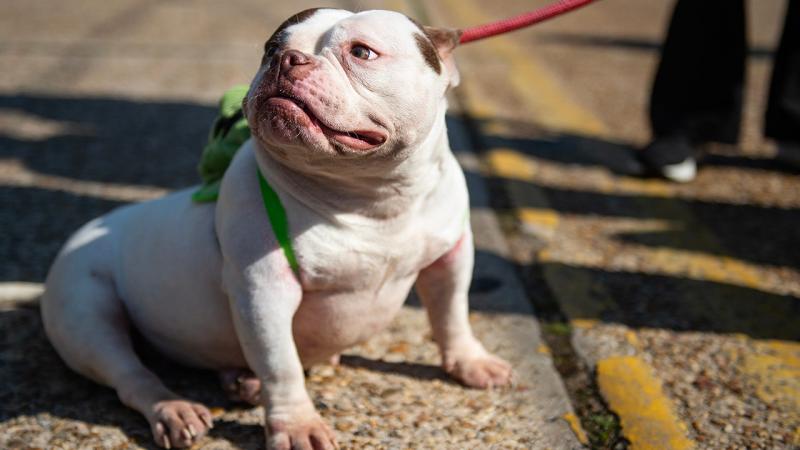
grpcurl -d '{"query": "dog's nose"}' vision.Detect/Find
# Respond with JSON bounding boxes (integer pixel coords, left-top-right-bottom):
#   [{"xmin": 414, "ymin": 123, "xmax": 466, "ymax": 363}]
[{"xmin": 280, "ymin": 50, "xmax": 310, "ymax": 71}]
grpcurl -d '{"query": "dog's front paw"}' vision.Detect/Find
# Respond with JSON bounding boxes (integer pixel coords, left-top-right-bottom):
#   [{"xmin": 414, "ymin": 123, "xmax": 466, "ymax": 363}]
[
  {"xmin": 444, "ymin": 352, "xmax": 513, "ymax": 389},
  {"xmin": 267, "ymin": 412, "xmax": 338, "ymax": 450},
  {"xmin": 149, "ymin": 399, "xmax": 214, "ymax": 448}
]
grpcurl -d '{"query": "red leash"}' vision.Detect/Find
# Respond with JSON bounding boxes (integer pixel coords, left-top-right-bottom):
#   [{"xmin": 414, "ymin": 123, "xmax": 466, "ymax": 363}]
[{"xmin": 459, "ymin": 0, "xmax": 598, "ymax": 44}]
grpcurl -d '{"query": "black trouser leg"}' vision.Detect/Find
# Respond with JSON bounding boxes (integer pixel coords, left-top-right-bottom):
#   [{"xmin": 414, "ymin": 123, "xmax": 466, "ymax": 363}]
[
  {"xmin": 649, "ymin": 0, "xmax": 747, "ymax": 145},
  {"xmin": 765, "ymin": 0, "xmax": 800, "ymax": 143}
]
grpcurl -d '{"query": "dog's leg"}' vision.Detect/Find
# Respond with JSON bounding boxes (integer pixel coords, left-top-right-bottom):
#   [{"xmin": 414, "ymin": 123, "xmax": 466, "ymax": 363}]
[
  {"xmin": 42, "ymin": 272, "xmax": 213, "ymax": 448},
  {"xmin": 415, "ymin": 227, "xmax": 513, "ymax": 389},
  {"xmin": 222, "ymin": 253, "xmax": 337, "ymax": 450}
]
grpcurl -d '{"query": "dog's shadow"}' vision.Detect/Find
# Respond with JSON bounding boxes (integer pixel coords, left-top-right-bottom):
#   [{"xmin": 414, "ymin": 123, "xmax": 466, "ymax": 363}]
[
  {"xmin": 0, "ymin": 301, "xmax": 262, "ymax": 448},
  {"xmin": 0, "ymin": 301, "xmax": 451, "ymax": 449},
  {"xmin": 339, "ymin": 355, "xmax": 448, "ymax": 382}
]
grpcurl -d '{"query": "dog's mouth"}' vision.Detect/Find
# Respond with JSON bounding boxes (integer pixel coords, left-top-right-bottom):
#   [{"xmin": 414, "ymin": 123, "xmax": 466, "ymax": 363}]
[{"xmin": 266, "ymin": 95, "xmax": 386, "ymax": 151}]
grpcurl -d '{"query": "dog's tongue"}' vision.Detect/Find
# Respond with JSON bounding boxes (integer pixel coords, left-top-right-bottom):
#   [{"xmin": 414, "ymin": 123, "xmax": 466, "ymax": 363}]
[{"xmin": 328, "ymin": 129, "xmax": 386, "ymax": 151}]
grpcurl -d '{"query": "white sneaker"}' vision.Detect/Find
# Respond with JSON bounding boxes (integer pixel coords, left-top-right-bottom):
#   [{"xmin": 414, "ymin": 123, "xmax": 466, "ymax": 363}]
[
  {"xmin": 661, "ymin": 157, "xmax": 697, "ymax": 183},
  {"xmin": 639, "ymin": 135, "xmax": 698, "ymax": 183}
]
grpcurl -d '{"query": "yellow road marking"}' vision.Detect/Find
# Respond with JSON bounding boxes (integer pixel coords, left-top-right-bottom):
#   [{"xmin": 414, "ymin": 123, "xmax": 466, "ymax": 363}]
[
  {"xmin": 518, "ymin": 207, "xmax": 560, "ymax": 236},
  {"xmin": 742, "ymin": 340, "xmax": 800, "ymax": 412},
  {"xmin": 489, "ymin": 154, "xmax": 783, "ymax": 294},
  {"xmin": 571, "ymin": 318, "xmax": 599, "ymax": 329},
  {"xmin": 518, "ymin": 207, "xmax": 559, "ymax": 227},
  {"xmin": 482, "ymin": 146, "xmax": 790, "ymax": 296},
  {"xmin": 537, "ymin": 343, "xmax": 551, "ymax": 355},
  {"xmin": 648, "ymin": 248, "xmax": 763, "ymax": 290},
  {"xmin": 741, "ymin": 339, "xmax": 800, "ymax": 446},
  {"xmin": 562, "ymin": 412, "xmax": 590, "ymax": 445},
  {"xmin": 597, "ymin": 356, "xmax": 695, "ymax": 450},
  {"xmin": 615, "ymin": 176, "xmax": 674, "ymax": 198},
  {"xmin": 542, "ymin": 243, "xmax": 795, "ymax": 297},
  {"xmin": 485, "ymin": 148, "xmax": 537, "ymax": 180}
]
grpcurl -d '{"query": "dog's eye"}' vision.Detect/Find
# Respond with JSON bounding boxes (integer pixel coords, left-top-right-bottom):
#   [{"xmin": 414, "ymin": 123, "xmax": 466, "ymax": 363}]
[
  {"xmin": 265, "ymin": 45, "xmax": 278, "ymax": 59},
  {"xmin": 350, "ymin": 45, "xmax": 378, "ymax": 60}
]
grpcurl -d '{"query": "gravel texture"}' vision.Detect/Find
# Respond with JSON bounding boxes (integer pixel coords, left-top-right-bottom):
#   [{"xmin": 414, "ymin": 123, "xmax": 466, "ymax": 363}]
[
  {"xmin": 638, "ymin": 330, "xmax": 799, "ymax": 450},
  {"xmin": 0, "ymin": 298, "xmax": 581, "ymax": 449}
]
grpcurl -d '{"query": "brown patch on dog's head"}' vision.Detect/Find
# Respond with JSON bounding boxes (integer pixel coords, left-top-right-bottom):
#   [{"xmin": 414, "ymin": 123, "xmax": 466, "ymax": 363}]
[
  {"xmin": 406, "ymin": 16, "xmax": 461, "ymax": 86},
  {"xmin": 414, "ymin": 33, "xmax": 442, "ymax": 74},
  {"xmin": 408, "ymin": 17, "xmax": 462, "ymax": 86}
]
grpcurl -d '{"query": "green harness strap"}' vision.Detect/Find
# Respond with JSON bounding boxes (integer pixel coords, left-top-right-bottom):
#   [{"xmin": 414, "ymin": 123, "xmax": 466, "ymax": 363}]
[{"xmin": 257, "ymin": 169, "xmax": 300, "ymax": 277}]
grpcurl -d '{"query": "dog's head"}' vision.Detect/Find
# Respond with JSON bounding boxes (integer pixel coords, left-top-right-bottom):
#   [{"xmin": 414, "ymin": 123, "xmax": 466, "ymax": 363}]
[{"xmin": 243, "ymin": 8, "xmax": 460, "ymax": 168}]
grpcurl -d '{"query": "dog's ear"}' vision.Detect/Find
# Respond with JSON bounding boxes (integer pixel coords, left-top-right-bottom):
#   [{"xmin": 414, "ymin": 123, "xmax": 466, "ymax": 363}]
[{"xmin": 423, "ymin": 26, "xmax": 462, "ymax": 87}]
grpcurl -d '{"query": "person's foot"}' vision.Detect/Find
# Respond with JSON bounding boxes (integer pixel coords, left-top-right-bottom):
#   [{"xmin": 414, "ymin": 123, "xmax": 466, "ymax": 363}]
[{"xmin": 638, "ymin": 135, "xmax": 698, "ymax": 183}]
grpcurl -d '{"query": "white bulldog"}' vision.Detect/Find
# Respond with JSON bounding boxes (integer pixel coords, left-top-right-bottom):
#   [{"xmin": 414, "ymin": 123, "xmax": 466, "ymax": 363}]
[{"xmin": 42, "ymin": 8, "xmax": 512, "ymax": 450}]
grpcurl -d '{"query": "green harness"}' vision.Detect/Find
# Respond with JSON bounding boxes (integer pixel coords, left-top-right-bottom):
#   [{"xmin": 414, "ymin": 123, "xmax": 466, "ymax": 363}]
[
  {"xmin": 193, "ymin": 86, "xmax": 299, "ymax": 276},
  {"xmin": 256, "ymin": 169, "xmax": 300, "ymax": 275}
]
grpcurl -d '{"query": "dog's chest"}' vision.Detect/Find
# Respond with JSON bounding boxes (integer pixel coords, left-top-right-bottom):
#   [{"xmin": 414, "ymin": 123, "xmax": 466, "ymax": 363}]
[
  {"xmin": 290, "ymin": 214, "xmax": 462, "ymax": 362},
  {"xmin": 296, "ymin": 220, "xmax": 458, "ymax": 293},
  {"xmin": 293, "ymin": 161, "xmax": 468, "ymax": 294}
]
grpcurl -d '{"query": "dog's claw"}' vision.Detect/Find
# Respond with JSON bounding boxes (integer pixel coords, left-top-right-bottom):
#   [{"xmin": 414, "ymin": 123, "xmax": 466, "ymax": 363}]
[
  {"xmin": 150, "ymin": 399, "xmax": 212, "ymax": 448},
  {"xmin": 267, "ymin": 414, "xmax": 338, "ymax": 450}
]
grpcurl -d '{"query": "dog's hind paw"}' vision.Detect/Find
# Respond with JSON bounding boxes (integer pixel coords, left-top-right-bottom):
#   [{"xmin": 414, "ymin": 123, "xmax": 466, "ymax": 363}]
[{"xmin": 219, "ymin": 368, "xmax": 262, "ymax": 405}]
